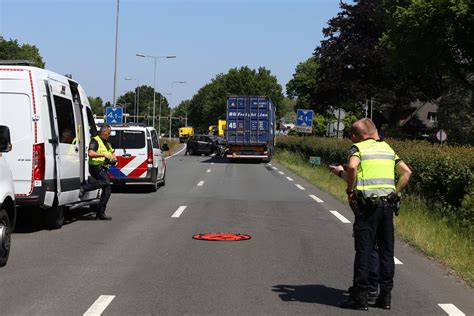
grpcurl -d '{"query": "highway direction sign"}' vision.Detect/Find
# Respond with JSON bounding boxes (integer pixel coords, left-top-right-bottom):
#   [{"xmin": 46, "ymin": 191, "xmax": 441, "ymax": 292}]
[
  {"xmin": 105, "ymin": 106, "xmax": 123, "ymax": 124},
  {"xmin": 296, "ymin": 109, "xmax": 314, "ymax": 133}
]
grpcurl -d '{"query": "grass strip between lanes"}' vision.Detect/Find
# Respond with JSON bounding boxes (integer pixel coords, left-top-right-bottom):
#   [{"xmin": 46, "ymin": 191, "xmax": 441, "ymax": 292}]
[{"xmin": 274, "ymin": 149, "xmax": 473, "ymax": 287}]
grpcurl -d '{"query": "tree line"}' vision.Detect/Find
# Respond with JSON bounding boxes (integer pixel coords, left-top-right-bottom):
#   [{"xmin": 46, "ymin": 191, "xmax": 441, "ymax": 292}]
[{"xmin": 286, "ymin": 0, "xmax": 473, "ymax": 144}]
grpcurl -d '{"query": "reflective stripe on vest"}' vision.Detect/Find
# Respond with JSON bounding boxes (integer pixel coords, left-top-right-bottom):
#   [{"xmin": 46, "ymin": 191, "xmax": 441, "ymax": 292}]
[
  {"xmin": 353, "ymin": 139, "xmax": 396, "ymax": 197},
  {"xmin": 89, "ymin": 136, "xmax": 113, "ymax": 166}
]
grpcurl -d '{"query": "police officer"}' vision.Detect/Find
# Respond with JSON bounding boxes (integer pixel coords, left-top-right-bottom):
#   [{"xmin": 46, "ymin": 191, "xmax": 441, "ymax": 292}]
[
  {"xmin": 330, "ymin": 118, "xmax": 412, "ymax": 310},
  {"xmin": 80, "ymin": 124, "xmax": 116, "ymax": 220}
]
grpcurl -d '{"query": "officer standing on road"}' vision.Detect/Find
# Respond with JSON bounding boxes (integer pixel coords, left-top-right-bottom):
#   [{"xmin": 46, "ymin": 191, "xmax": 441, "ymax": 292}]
[
  {"xmin": 81, "ymin": 124, "xmax": 116, "ymax": 220},
  {"xmin": 329, "ymin": 118, "xmax": 412, "ymax": 310}
]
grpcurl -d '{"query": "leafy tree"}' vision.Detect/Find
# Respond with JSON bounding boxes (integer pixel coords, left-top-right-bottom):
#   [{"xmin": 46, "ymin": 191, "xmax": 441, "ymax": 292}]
[
  {"xmin": 382, "ymin": 0, "xmax": 473, "ymax": 98},
  {"xmin": 187, "ymin": 66, "xmax": 284, "ymax": 131},
  {"xmin": 286, "ymin": 57, "xmax": 319, "ymax": 111},
  {"xmin": 88, "ymin": 96, "xmax": 104, "ymax": 116},
  {"xmin": 116, "ymin": 85, "xmax": 169, "ymax": 130},
  {"xmin": 0, "ymin": 38, "xmax": 45, "ymax": 68}
]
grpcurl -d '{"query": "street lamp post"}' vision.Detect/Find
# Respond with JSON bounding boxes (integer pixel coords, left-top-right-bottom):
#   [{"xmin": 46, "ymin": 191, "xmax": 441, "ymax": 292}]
[
  {"xmin": 125, "ymin": 78, "xmax": 139, "ymax": 123},
  {"xmin": 136, "ymin": 54, "xmax": 176, "ymax": 128}
]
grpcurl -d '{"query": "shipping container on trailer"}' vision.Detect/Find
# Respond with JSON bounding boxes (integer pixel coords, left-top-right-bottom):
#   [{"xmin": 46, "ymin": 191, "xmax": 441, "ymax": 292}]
[{"xmin": 226, "ymin": 95, "xmax": 276, "ymax": 162}]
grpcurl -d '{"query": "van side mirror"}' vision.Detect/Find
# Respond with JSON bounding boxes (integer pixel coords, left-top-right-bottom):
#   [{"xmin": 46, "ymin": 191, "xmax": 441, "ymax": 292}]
[
  {"xmin": 161, "ymin": 143, "xmax": 169, "ymax": 151},
  {"xmin": 0, "ymin": 125, "xmax": 12, "ymax": 152}
]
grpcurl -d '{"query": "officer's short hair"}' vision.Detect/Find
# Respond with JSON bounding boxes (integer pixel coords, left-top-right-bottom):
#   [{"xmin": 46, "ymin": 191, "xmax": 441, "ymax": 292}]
[{"xmin": 100, "ymin": 124, "xmax": 111, "ymax": 133}]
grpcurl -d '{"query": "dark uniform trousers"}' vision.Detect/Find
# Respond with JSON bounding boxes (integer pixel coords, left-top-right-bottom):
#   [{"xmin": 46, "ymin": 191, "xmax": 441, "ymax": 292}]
[
  {"xmin": 353, "ymin": 199, "xmax": 395, "ymax": 293},
  {"xmin": 82, "ymin": 165, "xmax": 112, "ymax": 215}
]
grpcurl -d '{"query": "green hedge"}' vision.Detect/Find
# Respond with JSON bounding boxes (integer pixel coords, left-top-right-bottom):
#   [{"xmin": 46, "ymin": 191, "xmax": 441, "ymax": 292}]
[{"xmin": 276, "ymin": 136, "xmax": 474, "ymax": 229}]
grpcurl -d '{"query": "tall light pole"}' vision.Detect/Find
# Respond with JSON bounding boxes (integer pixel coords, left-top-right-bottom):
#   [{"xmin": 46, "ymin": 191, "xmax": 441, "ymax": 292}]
[
  {"xmin": 169, "ymin": 81, "xmax": 187, "ymax": 140},
  {"xmin": 136, "ymin": 54, "xmax": 176, "ymax": 128},
  {"xmin": 112, "ymin": 0, "xmax": 120, "ymax": 107},
  {"xmin": 125, "ymin": 77, "xmax": 139, "ymax": 123}
]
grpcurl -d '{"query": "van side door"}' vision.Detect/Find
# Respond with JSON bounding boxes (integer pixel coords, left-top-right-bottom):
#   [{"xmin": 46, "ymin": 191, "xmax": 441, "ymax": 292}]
[
  {"xmin": 150, "ymin": 129, "xmax": 163, "ymax": 179},
  {"xmin": 49, "ymin": 79, "xmax": 81, "ymax": 203}
]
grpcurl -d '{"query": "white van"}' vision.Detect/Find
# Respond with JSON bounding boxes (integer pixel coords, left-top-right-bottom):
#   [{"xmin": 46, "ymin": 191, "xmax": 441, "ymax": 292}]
[
  {"xmin": 108, "ymin": 125, "xmax": 168, "ymax": 191},
  {"xmin": 0, "ymin": 61, "xmax": 100, "ymax": 229},
  {"xmin": 0, "ymin": 125, "xmax": 15, "ymax": 267}
]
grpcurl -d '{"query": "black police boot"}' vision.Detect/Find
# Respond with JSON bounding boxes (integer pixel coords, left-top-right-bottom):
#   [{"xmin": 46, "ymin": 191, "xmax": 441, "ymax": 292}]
[
  {"xmin": 367, "ymin": 290, "xmax": 378, "ymax": 304},
  {"xmin": 375, "ymin": 291, "xmax": 391, "ymax": 309},
  {"xmin": 96, "ymin": 213, "xmax": 112, "ymax": 220},
  {"xmin": 340, "ymin": 287, "xmax": 368, "ymax": 311}
]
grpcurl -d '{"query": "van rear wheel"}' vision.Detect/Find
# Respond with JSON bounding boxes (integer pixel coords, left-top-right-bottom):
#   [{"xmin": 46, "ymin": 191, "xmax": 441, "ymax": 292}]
[
  {"xmin": 0, "ymin": 208, "xmax": 11, "ymax": 267},
  {"xmin": 44, "ymin": 201, "xmax": 65, "ymax": 230}
]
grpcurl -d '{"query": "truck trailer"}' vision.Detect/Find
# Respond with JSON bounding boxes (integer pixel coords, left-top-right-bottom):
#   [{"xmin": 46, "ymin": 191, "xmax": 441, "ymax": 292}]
[{"xmin": 226, "ymin": 95, "xmax": 275, "ymax": 162}]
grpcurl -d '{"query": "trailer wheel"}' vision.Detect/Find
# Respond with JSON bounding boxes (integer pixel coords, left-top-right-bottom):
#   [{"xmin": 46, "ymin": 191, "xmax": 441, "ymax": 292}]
[
  {"xmin": 0, "ymin": 208, "xmax": 11, "ymax": 267},
  {"xmin": 44, "ymin": 200, "xmax": 65, "ymax": 230}
]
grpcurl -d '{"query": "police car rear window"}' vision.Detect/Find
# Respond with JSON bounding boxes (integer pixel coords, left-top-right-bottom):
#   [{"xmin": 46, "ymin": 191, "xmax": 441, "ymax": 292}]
[{"xmin": 109, "ymin": 130, "xmax": 145, "ymax": 149}]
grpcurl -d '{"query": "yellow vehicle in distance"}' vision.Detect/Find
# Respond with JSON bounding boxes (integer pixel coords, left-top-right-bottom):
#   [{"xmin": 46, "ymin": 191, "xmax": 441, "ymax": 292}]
[
  {"xmin": 218, "ymin": 119, "xmax": 226, "ymax": 137},
  {"xmin": 179, "ymin": 127, "xmax": 194, "ymax": 143}
]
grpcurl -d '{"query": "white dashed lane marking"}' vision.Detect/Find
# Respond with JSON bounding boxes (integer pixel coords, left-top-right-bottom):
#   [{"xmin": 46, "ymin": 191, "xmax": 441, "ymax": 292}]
[
  {"xmin": 272, "ymin": 167, "xmax": 278, "ymax": 170},
  {"xmin": 330, "ymin": 210, "xmax": 351, "ymax": 223},
  {"xmin": 197, "ymin": 181, "xmax": 205, "ymax": 186},
  {"xmin": 206, "ymin": 169, "xmax": 211, "ymax": 173},
  {"xmin": 171, "ymin": 206, "xmax": 187, "ymax": 218},
  {"xmin": 295, "ymin": 184, "xmax": 306, "ymax": 190},
  {"xmin": 438, "ymin": 304, "xmax": 465, "ymax": 316},
  {"xmin": 394, "ymin": 257, "xmax": 403, "ymax": 265},
  {"xmin": 309, "ymin": 195, "xmax": 324, "ymax": 203},
  {"xmin": 211, "ymin": 162, "xmax": 215, "ymax": 165},
  {"xmin": 83, "ymin": 295, "xmax": 115, "ymax": 316},
  {"xmin": 278, "ymin": 171, "xmax": 285, "ymax": 175},
  {"xmin": 286, "ymin": 177, "xmax": 294, "ymax": 182}
]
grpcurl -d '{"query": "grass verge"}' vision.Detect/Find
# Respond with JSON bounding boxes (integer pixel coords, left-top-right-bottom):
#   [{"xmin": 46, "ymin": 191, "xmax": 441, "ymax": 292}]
[{"xmin": 274, "ymin": 149, "xmax": 473, "ymax": 287}]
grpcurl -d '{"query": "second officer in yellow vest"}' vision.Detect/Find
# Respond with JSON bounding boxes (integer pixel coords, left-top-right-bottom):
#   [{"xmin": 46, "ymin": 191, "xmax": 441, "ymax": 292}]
[
  {"xmin": 330, "ymin": 118, "xmax": 412, "ymax": 311},
  {"xmin": 81, "ymin": 124, "xmax": 116, "ymax": 220}
]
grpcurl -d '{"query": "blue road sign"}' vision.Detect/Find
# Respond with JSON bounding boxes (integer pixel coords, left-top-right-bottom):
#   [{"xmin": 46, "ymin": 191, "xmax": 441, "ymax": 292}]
[
  {"xmin": 296, "ymin": 109, "xmax": 314, "ymax": 133},
  {"xmin": 105, "ymin": 106, "xmax": 123, "ymax": 124}
]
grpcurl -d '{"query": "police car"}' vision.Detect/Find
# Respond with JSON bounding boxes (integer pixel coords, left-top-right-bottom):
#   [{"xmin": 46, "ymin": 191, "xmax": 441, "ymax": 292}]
[{"xmin": 107, "ymin": 125, "xmax": 168, "ymax": 191}]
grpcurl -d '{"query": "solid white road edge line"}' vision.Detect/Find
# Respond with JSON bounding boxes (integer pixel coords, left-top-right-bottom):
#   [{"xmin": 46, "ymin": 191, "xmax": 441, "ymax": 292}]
[
  {"xmin": 309, "ymin": 195, "xmax": 324, "ymax": 203},
  {"xmin": 197, "ymin": 181, "xmax": 205, "ymax": 186},
  {"xmin": 394, "ymin": 257, "xmax": 403, "ymax": 265},
  {"xmin": 438, "ymin": 304, "xmax": 465, "ymax": 316},
  {"xmin": 165, "ymin": 145, "xmax": 187, "ymax": 160},
  {"xmin": 330, "ymin": 210, "xmax": 351, "ymax": 223},
  {"xmin": 171, "ymin": 206, "xmax": 187, "ymax": 218},
  {"xmin": 206, "ymin": 169, "xmax": 211, "ymax": 173},
  {"xmin": 278, "ymin": 171, "xmax": 285, "ymax": 175},
  {"xmin": 286, "ymin": 176, "xmax": 294, "ymax": 182},
  {"xmin": 83, "ymin": 295, "xmax": 115, "ymax": 316},
  {"xmin": 295, "ymin": 184, "xmax": 306, "ymax": 190}
]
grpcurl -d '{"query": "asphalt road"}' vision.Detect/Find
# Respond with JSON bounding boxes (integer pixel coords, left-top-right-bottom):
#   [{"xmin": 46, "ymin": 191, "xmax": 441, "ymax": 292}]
[{"xmin": 1, "ymin": 145, "xmax": 473, "ymax": 315}]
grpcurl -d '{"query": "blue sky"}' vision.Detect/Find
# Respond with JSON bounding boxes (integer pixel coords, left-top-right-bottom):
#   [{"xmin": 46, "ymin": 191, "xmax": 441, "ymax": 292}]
[{"xmin": 1, "ymin": 0, "xmax": 341, "ymax": 108}]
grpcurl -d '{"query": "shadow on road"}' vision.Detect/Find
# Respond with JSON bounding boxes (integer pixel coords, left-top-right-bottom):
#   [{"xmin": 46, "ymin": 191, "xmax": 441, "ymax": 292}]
[
  {"xmin": 200, "ymin": 157, "xmax": 267, "ymax": 164},
  {"xmin": 272, "ymin": 284, "xmax": 347, "ymax": 307},
  {"xmin": 111, "ymin": 184, "xmax": 162, "ymax": 194},
  {"xmin": 14, "ymin": 206, "xmax": 97, "ymax": 234}
]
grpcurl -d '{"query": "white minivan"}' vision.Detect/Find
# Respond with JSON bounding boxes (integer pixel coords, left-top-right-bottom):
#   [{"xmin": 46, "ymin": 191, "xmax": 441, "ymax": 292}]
[
  {"xmin": 0, "ymin": 61, "xmax": 100, "ymax": 229},
  {"xmin": 108, "ymin": 125, "xmax": 168, "ymax": 191},
  {"xmin": 0, "ymin": 125, "xmax": 15, "ymax": 266}
]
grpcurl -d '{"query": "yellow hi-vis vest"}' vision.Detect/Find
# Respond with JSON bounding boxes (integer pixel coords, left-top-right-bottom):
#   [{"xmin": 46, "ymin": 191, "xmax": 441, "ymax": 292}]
[
  {"xmin": 89, "ymin": 136, "xmax": 113, "ymax": 167},
  {"xmin": 351, "ymin": 139, "xmax": 397, "ymax": 197}
]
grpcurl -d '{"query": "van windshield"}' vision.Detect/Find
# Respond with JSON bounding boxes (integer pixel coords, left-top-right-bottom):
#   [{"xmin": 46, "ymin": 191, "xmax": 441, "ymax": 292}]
[{"xmin": 109, "ymin": 130, "xmax": 145, "ymax": 149}]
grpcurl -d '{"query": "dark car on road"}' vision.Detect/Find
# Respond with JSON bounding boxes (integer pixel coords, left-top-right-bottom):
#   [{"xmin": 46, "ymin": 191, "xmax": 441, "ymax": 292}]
[{"xmin": 185, "ymin": 135, "xmax": 226, "ymax": 156}]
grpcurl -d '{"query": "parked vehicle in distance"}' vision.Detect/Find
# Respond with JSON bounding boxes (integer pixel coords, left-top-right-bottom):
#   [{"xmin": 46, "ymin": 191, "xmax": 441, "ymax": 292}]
[
  {"xmin": 0, "ymin": 60, "xmax": 100, "ymax": 230},
  {"xmin": 107, "ymin": 125, "xmax": 168, "ymax": 191},
  {"xmin": 185, "ymin": 134, "xmax": 224, "ymax": 156},
  {"xmin": 0, "ymin": 125, "xmax": 16, "ymax": 267},
  {"xmin": 226, "ymin": 95, "xmax": 276, "ymax": 162},
  {"xmin": 179, "ymin": 127, "xmax": 194, "ymax": 143}
]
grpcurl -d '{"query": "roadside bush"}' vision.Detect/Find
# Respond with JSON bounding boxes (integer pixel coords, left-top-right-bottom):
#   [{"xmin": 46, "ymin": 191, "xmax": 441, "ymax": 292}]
[{"xmin": 277, "ymin": 136, "xmax": 474, "ymax": 230}]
